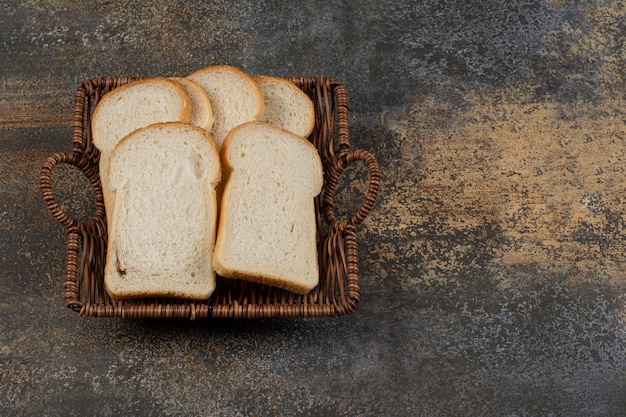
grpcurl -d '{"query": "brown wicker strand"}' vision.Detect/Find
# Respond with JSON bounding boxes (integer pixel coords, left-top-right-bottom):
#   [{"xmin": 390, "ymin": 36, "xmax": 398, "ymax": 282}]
[
  {"xmin": 72, "ymin": 88, "xmax": 86, "ymax": 152},
  {"xmin": 40, "ymin": 151, "xmax": 107, "ymax": 231},
  {"xmin": 345, "ymin": 149, "xmax": 381, "ymax": 226},
  {"xmin": 63, "ymin": 228, "xmax": 83, "ymax": 312},
  {"xmin": 40, "ymin": 152, "xmax": 80, "ymax": 229}
]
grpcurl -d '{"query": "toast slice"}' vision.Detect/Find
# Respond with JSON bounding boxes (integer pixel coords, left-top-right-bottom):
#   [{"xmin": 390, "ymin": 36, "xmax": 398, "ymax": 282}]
[
  {"xmin": 169, "ymin": 76, "xmax": 214, "ymax": 131},
  {"xmin": 104, "ymin": 122, "xmax": 221, "ymax": 300},
  {"xmin": 187, "ymin": 65, "xmax": 263, "ymax": 150},
  {"xmin": 91, "ymin": 78, "xmax": 192, "ymax": 225},
  {"xmin": 254, "ymin": 75, "xmax": 315, "ymax": 138},
  {"xmin": 213, "ymin": 122, "xmax": 324, "ymax": 294}
]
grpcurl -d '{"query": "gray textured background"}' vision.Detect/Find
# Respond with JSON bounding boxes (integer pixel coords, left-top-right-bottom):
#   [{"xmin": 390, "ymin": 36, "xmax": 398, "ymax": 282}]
[{"xmin": 1, "ymin": 1, "xmax": 626, "ymax": 415}]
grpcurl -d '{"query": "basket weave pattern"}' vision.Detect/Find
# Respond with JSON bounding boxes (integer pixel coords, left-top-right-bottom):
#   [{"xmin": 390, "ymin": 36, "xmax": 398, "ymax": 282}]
[{"xmin": 40, "ymin": 77, "xmax": 380, "ymax": 319}]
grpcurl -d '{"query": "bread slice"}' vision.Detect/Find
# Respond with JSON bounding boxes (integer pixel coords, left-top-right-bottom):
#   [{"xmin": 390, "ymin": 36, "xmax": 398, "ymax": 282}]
[
  {"xmin": 213, "ymin": 121, "xmax": 324, "ymax": 294},
  {"xmin": 169, "ymin": 76, "xmax": 214, "ymax": 131},
  {"xmin": 187, "ymin": 65, "xmax": 263, "ymax": 150},
  {"xmin": 91, "ymin": 78, "xmax": 191, "ymax": 225},
  {"xmin": 104, "ymin": 122, "xmax": 221, "ymax": 300},
  {"xmin": 254, "ymin": 75, "xmax": 315, "ymax": 138}
]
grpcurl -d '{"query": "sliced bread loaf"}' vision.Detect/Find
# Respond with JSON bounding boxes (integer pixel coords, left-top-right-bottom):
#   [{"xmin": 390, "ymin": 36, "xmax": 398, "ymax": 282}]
[
  {"xmin": 254, "ymin": 75, "xmax": 315, "ymax": 138},
  {"xmin": 104, "ymin": 122, "xmax": 221, "ymax": 300},
  {"xmin": 213, "ymin": 121, "xmax": 324, "ymax": 294},
  {"xmin": 187, "ymin": 65, "xmax": 263, "ymax": 150},
  {"xmin": 170, "ymin": 76, "xmax": 214, "ymax": 131},
  {"xmin": 91, "ymin": 78, "xmax": 191, "ymax": 225}
]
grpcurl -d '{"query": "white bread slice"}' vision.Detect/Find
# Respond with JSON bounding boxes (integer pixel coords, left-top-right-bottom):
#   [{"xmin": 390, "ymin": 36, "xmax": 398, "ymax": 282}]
[
  {"xmin": 91, "ymin": 78, "xmax": 191, "ymax": 225},
  {"xmin": 187, "ymin": 65, "xmax": 263, "ymax": 150},
  {"xmin": 254, "ymin": 75, "xmax": 315, "ymax": 138},
  {"xmin": 169, "ymin": 77, "xmax": 214, "ymax": 131},
  {"xmin": 213, "ymin": 121, "xmax": 323, "ymax": 294},
  {"xmin": 104, "ymin": 122, "xmax": 221, "ymax": 300}
]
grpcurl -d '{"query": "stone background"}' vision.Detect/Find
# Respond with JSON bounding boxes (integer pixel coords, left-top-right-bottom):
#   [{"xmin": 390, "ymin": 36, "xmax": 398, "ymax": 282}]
[{"xmin": 1, "ymin": 1, "xmax": 625, "ymax": 415}]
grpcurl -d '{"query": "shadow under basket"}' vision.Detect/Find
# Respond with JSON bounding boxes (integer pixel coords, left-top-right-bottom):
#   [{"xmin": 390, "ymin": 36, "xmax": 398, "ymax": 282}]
[{"xmin": 40, "ymin": 77, "xmax": 380, "ymax": 319}]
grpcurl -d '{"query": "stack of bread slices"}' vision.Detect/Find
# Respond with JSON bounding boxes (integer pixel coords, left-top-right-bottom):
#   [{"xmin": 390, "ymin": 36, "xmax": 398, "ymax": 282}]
[{"xmin": 92, "ymin": 65, "xmax": 323, "ymax": 300}]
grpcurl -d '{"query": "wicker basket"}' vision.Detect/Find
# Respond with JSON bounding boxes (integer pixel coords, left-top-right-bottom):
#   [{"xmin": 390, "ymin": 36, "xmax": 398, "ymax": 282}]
[{"xmin": 40, "ymin": 77, "xmax": 380, "ymax": 319}]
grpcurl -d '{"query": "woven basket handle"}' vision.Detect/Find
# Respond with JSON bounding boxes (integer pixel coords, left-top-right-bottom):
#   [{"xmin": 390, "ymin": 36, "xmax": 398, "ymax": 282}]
[
  {"xmin": 40, "ymin": 151, "xmax": 105, "ymax": 230},
  {"xmin": 323, "ymin": 149, "xmax": 381, "ymax": 227}
]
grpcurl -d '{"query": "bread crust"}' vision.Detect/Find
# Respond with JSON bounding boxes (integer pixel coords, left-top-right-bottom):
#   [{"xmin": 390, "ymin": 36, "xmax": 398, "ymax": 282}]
[
  {"xmin": 219, "ymin": 121, "xmax": 321, "ymax": 171},
  {"xmin": 187, "ymin": 65, "xmax": 264, "ymax": 149},
  {"xmin": 169, "ymin": 76, "xmax": 214, "ymax": 132},
  {"xmin": 92, "ymin": 77, "xmax": 193, "ymax": 226},
  {"xmin": 253, "ymin": 75, "xmax": 315, "ymax": 138},
  {"xmin": 214, "ymin": 121, "xmax": 323, "ymax": 294},
  {"xmin": 92, "ymin": 77, "xmax": 192, "ymax": 142},
  {"xmin": 212, "ymin": 262, "xmax": 317, "ymax": 295},
  {"xmin": 104, "ymin": 122, "xmax": 220, "ymax": 300}
]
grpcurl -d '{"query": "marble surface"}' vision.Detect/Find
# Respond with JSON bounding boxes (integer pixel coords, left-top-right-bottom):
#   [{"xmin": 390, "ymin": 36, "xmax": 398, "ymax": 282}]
[{"xmin": 1, "ymin": 1, "xmax": 625, "ymax": 415}]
